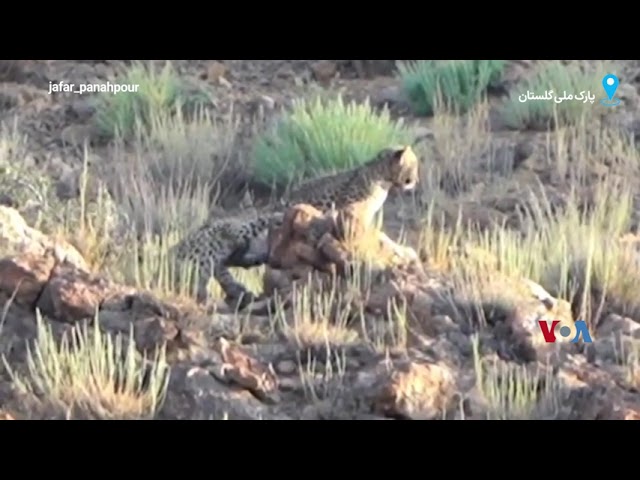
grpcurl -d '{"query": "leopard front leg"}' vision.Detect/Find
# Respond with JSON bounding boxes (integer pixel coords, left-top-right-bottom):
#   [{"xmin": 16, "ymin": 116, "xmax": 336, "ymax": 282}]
[
  {"xmin": 214, "ymin": 264, "xmax": 257, "ymax": 310},
  {"xmin": 192, "ymin": 257, "xmax": 257, "ymax": 310},
  {"xmin": 230, "ymin": 236, "xmax": 270, "ymax": 268},
  {"xmin": 376, "ymin": 230, "xmax": 419, "ymax": 264}
]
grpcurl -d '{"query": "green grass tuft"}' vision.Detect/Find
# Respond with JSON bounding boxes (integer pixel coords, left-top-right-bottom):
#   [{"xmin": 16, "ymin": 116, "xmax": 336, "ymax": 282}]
[
  {"xmin": 4, "ymin": 311, "xmax": 170, "ymax": 420},
  {"xmin": 397, "ymin": 60, "xmax": 506, "ymax": 116},
  {"xmin": 93, "ymin": 61, "xmax": 209, "ymax": 139},
  {"xmin": 251, "ymin": 95, "xmax": 413, "ymax": 187}
]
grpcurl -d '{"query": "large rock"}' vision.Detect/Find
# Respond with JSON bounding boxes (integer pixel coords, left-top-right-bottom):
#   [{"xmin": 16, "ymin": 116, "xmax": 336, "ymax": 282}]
[
  {"xmin": 0, "ymin": 252, "xmax": 55, "ymax": 308},
  {"xmin": 353, "ymin": 358, "xmax": 457, "ymax": 420},
  {"xmin": 36, "ymin": 263, "xmax": 114, "ymax": 322},
  {"xmin": 374, "ymin": 360, "xmax": 456, "ymax": 419},
  {"xmin": 0, "ymin": 206, "xmax": 88, "ymax": 271},
  {"xmin": 0, "ymin": 208, "xmax": 211, "ymax": 364},
  {"xmin": 267, "ymin": 203, "xmax": 353, "ymax": 275},
  {"xmin": 159, "ymin": 363, "xmax": 291, "ymax": 420},
  {"xmin": 264, "ymin": 203, "xmax": 421, "ymax": 298}
]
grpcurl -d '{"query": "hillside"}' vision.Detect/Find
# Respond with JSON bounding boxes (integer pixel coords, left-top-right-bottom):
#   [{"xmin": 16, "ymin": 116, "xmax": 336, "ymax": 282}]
[{"xmin": 1, "ymin": 59, "xmax": 640, "ymax": 420}]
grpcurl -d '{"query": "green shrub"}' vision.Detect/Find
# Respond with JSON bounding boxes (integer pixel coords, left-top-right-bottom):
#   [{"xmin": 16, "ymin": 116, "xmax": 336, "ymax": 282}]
[
  {"xmin": 397, "ymin": 60, "xmax": 506, "ymax": 116},
  {"xmin": 501, "ymin": 61, "xmax": 605, "ymax": 131},
  {"xmin": 93, "ymin": 61, "xmax": 209, "ymax": 139},
  {"xmin": 251, "ymin": 95, "xmax": 413, "ymax": 187},
  {"xmin": 4, "ymin": 312, "xmax": 170, "ymax": 419}
]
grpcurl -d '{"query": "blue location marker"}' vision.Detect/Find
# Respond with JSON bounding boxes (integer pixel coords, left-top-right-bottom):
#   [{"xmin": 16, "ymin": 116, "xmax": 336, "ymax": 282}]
[{"xmin": 602, "ymin": 74, "xmax": 619, "ymax": 100}]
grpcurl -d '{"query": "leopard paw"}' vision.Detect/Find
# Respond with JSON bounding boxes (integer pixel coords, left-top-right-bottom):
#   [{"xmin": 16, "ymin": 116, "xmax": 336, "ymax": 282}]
[
  {"xmin": 392, "ymin": 245, "xmax": 420, "ymax": 264},
  {"xmin": 225, "ymin": 291, "xmax": 257, "ymax": 311}
]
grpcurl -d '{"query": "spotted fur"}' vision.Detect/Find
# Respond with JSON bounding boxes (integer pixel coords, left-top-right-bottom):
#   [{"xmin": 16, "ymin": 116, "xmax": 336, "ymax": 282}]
[{"xmin": 170, "ymin": 145, "xmax": 420, "ymax": 307}]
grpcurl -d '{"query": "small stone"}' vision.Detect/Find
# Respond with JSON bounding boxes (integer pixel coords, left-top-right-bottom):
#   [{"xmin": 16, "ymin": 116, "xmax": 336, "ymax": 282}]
[
  {"xmin": 413, "ymin": 126, "xmax": 434, "ymax": 142},
  {"xmin": 0, "ymin": 60, "xmax": 25, "ymax": 82},
  {"xmin": 597, "ymin": 313, "xmax": 640, "ymax": 338},
  {"xmin": 55, "ymin": 170, "xmax": 80, "ymax": 200},
  {"xmin": 60, "ymin": 124, "xmax": 94, "ymax": 147},
  {"xmin": 523, "ymin": 278, "xmax": 556, "ymax": 310},
  {"xmin": 215, "ymin": 338, "xmax": 279, "ymax": 402},
  {"xmin": 624, "ymin": 408, "xmax": 640, "ymax": 420},
  {"xmin": 218, "ymin": 76, "xmax": 232, "ymax": 89},
  {"xmin": 207, "ymin": 61, "xmax": 228, "ymax": 84},
  {"xmin": 0, "ymin": 89, "xmax": 19, "ymax": 110},
  {"xmin": 134, "ymin": 317, "xmax": 179, "ymax": 352},
  {"xmin": 514, "ymin": 140, "xmax": 535, "ymax": 167},
  {"xmin": 278, "ymin": 377, "xmax": 298, "ymax": 391},
  {"xmin": 247, "ymin": 94, "xmax": 276, "ymax": 116},
  {"xmin": 0, "ymin": 411, "xmax": 15, "ymax": 420},
  {"xmin": 374, "ymin": 84, "xmax": 409, "ymax": 109},
  {"xmin": 45, "ymin": 156, "xmax": 72, "ymax": 178},
  {"xmin": 23, "ymin": 155, "xmax": 37, "ymax": 169},
  {"xmin": 310, "ymin": 60, "xmax": 337, "ymax": 84},
  {"xmin": 239, "ymin": 332, "xmax": 264, "ymax": 345},
  {"xmin": 67, "ymin": 100, "xmax": 96, "ymax": 122},
  {"xmin": 618, "ymin": 83, "xmax": 639, "ymax": 108},
  {"xmin": 276, "ymin": 360, "xmax": 297, "ymax": 375},
  {"xmin": 259, "ymin": 94, "xmax": 276, "ymax": 110},
  {"xmin": 0, "ymin": 194, "xmax": 15, "ymax": 207},
  {"xmin": 346, "ymin": 358, "xmax": 361, "ymax": 370}
]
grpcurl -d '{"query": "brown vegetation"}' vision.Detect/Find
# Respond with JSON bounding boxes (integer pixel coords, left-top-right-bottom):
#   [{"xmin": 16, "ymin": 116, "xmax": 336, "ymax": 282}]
[{"xmin": 1, "ymin": 60, "xmax": 640, "ymax": 420}]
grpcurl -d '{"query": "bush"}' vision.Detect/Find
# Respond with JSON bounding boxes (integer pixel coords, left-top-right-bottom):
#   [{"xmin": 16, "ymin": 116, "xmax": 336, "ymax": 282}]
[
  {"xmin": 93, "ymin": 61, "xmax": 210, "ymax": 139},
  {"xmin": 251, "ymin": 95, "xmax": 414, "ymax": 187},
  {"xmin": 501, "ymin": 61, "xmax": 606, "ymax": 130},
  {"xmin": 397, "ymin": 60, "xmax": 506, "ymax": 116},
  {"xmin": 5, "ymin": 312, "xmax": 169, "ymax": 420}
]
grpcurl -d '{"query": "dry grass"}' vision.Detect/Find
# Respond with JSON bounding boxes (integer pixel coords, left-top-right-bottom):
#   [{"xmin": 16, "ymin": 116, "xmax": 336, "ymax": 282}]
[
  {"xmin": 417, "ymin": 100, "xmax": 496, "ymax": 199},
  {"xmin": 613, "ymin": 335, "xmax": 640, "ymax": 389},
  {"xmin": 361, "ymin": 297, "xmax": 409, "ymax": 354},
  {"xmin": 93, "ymin": 60, "xmax": 212, "ymax": 139},
  {"xmin": 3, "ymin": 311, "xmax": 169, "ymax": 420},
  {"xmin": 471, "ymin": 334, "xmax": 562, "ymax": 419},
  {"xmin": 270, "ymin": 280, "xmax": 362, "ymax": 349},
  {"xmin": 502, "ymin": 60, "xmax": 614, "ymax": 130},
  {"xmin": 107, "ymin": 106, "xmax": 241, "ymax": 237},
  {"xmin": 0, "ymin": 120, "xmax": 123, "ymax": 272},
  {"xmin": 102, "ymin": 104, "xmax": 262, "ymax": 302},
  {"xmin": 267, "ymin": 234, "xmax": 413, "ymax": 355},
  {"xmin": 415, "ymin": 99, "xmax": 640, "ymax": 333},
  {"xmin": 0, "ymin": 119, "xmax": 61, "ymax": 230},
  {"xmin": 3, "ymin": 60, "xmax": 640, "ymax": 420},
  {"xmin": 299, "ymin": 347, "xmax": 348, "ymax": 405},
  {"xmin": 3, "ymin": 73, "xmax": 263, "ymax": 307}
]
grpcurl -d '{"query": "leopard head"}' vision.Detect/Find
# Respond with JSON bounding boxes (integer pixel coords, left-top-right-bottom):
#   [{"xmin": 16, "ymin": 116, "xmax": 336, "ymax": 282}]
[{"xmin": 376, "ymin": 145, "xmax": 419, "ymax": 191}]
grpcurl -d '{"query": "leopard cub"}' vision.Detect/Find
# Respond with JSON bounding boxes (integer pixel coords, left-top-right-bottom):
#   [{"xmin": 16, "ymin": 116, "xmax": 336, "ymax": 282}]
[{"xmin": 171, "ymin": 144, "xmax": 420, "ymax": 309}]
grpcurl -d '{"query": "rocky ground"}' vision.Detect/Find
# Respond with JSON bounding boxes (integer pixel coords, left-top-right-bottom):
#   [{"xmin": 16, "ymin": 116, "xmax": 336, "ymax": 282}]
[{"xmin": 2, "ymin": 59, "xmax": 640, "ymax": 420}]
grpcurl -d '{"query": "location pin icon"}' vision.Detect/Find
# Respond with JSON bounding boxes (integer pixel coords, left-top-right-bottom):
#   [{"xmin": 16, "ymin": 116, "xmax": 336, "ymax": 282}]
[{"xmin": 602, "ymin": 74, "xmax": 619, "ymax": 100}]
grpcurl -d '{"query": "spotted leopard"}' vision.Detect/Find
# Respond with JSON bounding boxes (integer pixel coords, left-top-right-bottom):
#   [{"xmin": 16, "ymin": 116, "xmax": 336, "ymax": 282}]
[{"xmin": 169, "ymin": 145, "xmax": 420, "ymax": 308}]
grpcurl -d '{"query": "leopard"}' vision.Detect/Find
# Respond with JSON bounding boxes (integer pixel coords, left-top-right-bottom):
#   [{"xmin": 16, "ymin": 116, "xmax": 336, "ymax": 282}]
[{"xmin": 168, "ymin": 144, "xmax": 420, "ymax": 309}]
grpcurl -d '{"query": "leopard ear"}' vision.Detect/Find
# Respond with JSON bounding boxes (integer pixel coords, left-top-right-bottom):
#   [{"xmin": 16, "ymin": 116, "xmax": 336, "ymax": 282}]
[
  {"xmin": 384, "ymin": 145, "xmax": 411, "ymax": 161},
  {"xmin": 389, "ymin": 145, "xmax": 411, "ymax": 163}
]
